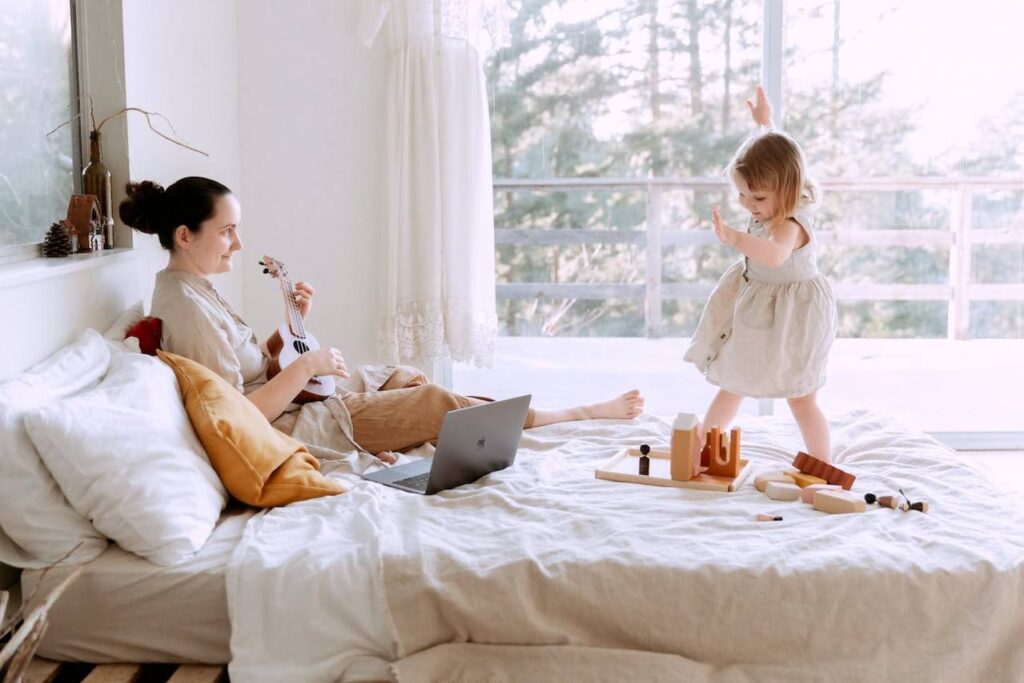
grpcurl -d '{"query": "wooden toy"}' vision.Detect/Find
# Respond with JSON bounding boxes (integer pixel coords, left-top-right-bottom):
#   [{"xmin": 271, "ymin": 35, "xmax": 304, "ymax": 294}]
[
  {"xmin": 813, "ymin": 489, "xmax": 866, "ymax": 514},
  {"xmin": 638, "ymin": 444, "xmax": 651, "ymax": 476},
  {"xmin": 596, "ymin": 446, "xmax": 752, "ymax": 492},
  {"xmin": 765, "ymin": 481, "xmax": 802, "ymax": 501},
  {"xmin": 865, "ymin": 491, "xmax": 929, "ymax": 513},
  {"xmin": 754, "ymin": 471, "xmax": 796, "ymax": 493},
  {"xmin": 789, "ymin": 472, "xmax": 828, "ymax": 489},
  {"xmin": 669, "ymin": 413, "xmax": 702, "ymax": 481},
  {"xmin": 756, "ymin": 514, "xmax": 783, "ymax": 522},
  {"xmin": 707, "ymin": 428, "xmax": 741, "ymax": 478},
  {"xmin": 800, "ymin": 484, "xmax": 839, "ymax": 504},
  {"xmin": 792, "ymin": 452, "xmax": 856, "ymax": 490}
]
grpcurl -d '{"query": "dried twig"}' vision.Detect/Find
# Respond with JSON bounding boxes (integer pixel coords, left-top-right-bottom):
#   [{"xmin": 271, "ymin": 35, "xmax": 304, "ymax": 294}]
[
  {"xmin": 1, "ymin": 618, "xmax": 47, "ymax": 683},
  {"xmin": 47, "ymin": 104, "xmax": 208, "ymax": 157},
  {"xmin": 0, "ymin": 564, "xmax": 83, "ymax": 672},
  {"xmin": 96, "ymin": 106, "xmax": 209, "ymax": 156},
  {"xmin": 0, "ymin": 541, "xmax": 84, "ymax": 641}
]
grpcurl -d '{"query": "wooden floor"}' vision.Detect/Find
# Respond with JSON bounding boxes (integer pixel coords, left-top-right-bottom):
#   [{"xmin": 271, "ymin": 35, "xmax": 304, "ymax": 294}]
[{"xmin": 21, "ymin": 660, "xmax": 225, "ymax": 683}]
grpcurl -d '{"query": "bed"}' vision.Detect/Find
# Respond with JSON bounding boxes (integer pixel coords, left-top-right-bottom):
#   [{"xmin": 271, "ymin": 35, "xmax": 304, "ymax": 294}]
[
  {"xmin": 222, "ymin": 410, "xmax": 1024, "ymax": 683},
  {"xmin": 5, "ymin": 310, "xmax": 1023, "ymax": 682}
]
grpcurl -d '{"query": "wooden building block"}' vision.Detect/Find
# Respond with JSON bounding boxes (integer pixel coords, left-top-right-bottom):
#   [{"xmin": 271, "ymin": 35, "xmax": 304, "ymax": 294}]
[
  {"xmin": 669, "ymin": 413, "xmax": 702, "ymax": 482},
  {"xmin": 765, "ymin": 481, "xmax": 802, "ymax": 501},
  {"xmin": 800, "ymin": 483, "xmax": 839, "ymax": 504},
  {"xmin": 707, "ymin": 427, "xmax": 741, "ymax": 478},
  {"xmin": 755, "ymin": 471, "xmax": 796, "ymax": 492},
  {"xmin": 791, "ymin": 452, "xmax": 856, "ymax": 490},
  {"xmin": 813, "ymin": 489, "xmax": 867, "ymax": 514},
  {"xmin": 789, "ymin": 472, "xmax": 828, "ymax": 488}
]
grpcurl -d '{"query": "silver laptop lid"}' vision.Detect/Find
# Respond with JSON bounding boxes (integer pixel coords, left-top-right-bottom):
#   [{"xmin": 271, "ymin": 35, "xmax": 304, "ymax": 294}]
[{"xmin": 425, "ymin": 394, "xmax": 532, "ymax": 494}]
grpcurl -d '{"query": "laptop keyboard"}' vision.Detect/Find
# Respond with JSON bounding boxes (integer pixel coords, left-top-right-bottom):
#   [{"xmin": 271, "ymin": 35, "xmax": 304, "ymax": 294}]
[{"xmin": 393, "ymin": 472, "xmax": 431, "ymax": 492}]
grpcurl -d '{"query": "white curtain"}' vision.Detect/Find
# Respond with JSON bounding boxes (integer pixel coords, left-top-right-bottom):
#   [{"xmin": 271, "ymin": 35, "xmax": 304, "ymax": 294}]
[{"xmin": 360, "ymin": 0, "xmax": 506, "ymax": 367}]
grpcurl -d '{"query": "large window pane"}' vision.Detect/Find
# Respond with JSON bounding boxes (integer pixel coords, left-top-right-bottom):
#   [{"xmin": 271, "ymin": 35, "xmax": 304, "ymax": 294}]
[{"xmin": 0, "ymin": 0, "xmax": 78, "ymax": 250}]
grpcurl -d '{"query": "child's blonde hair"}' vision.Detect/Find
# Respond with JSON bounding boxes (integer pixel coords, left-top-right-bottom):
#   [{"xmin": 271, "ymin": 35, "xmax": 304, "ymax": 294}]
[{"xmin": 726, "ymin": 130, "xmax": 819, "ymax": 228}]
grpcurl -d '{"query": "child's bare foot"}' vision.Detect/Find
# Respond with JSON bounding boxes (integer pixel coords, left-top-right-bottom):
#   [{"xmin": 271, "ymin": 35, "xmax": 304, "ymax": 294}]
[{"xmin": 582, "ymin": 390, "xmax": 645, "ymax": 420}]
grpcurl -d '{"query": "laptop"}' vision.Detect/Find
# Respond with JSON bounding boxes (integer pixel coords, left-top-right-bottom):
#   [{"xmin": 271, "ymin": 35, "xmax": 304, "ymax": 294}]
[{"xmin": 362, "ymin": 394, "xmax": 531, "ymax": 495}]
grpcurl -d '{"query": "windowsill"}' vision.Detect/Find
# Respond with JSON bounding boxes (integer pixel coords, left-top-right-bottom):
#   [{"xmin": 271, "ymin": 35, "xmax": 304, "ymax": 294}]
[{"xmin": 0, "ymin": 248, "xmax": 141, "ymax": 289}]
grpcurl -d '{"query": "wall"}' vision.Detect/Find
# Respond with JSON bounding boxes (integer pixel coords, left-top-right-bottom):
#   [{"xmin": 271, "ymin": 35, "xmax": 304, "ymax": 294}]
[
  {"xmin": 236, "ymin": 0, "xmax": 389, "ymax": 368},
  {"xmin": 121, "ymin": 0, "xmax": 244, "ymax": 308}
]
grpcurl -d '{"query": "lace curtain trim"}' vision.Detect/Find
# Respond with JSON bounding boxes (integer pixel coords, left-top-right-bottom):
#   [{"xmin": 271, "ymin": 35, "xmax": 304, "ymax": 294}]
[{"xmin": 378, "ymin": 300, "xmax": 497, "ymax": 368}]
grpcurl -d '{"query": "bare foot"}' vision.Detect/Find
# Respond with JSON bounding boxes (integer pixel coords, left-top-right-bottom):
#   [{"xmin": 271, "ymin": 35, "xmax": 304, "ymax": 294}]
[{"xmin": 582, "ymin": 390, "xmax": 645, "ymax": 420}]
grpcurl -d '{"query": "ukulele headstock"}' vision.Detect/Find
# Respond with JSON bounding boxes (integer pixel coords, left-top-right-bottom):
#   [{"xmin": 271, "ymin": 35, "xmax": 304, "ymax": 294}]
[{"xmin": 259, "ymin": 255, "xmax": 288, "ymax": 280}]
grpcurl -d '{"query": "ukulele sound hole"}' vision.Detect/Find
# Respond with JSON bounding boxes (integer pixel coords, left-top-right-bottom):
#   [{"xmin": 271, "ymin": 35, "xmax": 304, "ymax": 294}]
[{"xmin": 292, "ymin": 340, "xmax": 310, "ymax": 354}]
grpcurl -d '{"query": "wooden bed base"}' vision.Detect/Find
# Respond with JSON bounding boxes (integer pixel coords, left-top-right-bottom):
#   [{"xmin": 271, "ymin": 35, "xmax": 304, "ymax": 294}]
[{"xmin": 24, "ymin": 659, "xmax": 225, "ymax": 682}]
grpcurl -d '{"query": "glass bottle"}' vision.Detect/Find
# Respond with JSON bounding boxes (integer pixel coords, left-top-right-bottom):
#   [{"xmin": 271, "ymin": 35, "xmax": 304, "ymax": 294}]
[{"xmin": 82, "ymin": 130, "xmax": 114, "ymax": 249}]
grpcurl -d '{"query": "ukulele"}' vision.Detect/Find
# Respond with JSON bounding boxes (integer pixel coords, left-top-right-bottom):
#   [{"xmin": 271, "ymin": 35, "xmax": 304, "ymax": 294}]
[{"xmin": 260, "ymin": 255, "xmax": 336, "ymax": 403}]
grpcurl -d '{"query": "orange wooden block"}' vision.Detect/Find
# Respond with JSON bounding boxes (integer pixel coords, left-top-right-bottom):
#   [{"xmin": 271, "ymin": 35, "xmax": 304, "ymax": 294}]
[
  {"xmin": 789, "ymin": 472, "xmax": 827, "ymax": 488},
  {"xmin": 669, "ymin": 413, "xmax": 702, "ymax": 482},
  {"xmin": 707, "ymin": 427, "xmax": 741, "ymax": 478}
]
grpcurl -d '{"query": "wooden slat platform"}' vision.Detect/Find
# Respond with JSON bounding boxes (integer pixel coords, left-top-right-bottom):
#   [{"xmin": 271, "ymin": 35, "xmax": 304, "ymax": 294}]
[{"xmin": 18, "ymin": 659, "xmax": 226, "ymax": 683}]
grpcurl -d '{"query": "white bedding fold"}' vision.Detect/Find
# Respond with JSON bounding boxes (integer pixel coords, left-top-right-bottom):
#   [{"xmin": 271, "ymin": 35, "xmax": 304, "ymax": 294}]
[{"xmin": 227, "ymin": 412, "xmax": 1024, "ymax": 683}]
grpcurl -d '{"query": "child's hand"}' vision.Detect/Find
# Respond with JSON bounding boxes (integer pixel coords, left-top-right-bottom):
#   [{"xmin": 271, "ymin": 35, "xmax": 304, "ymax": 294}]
[
  {"xmin": 745, "ymin": 85, "xmax": 772, "ymax": 127},
  {"xmin": 711, "ymin": 206, "xmax": 740, "ymax": 247}
]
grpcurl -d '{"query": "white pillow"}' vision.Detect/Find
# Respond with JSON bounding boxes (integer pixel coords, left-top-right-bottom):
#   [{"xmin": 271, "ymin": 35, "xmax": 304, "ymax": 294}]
[
  {"xmin": 0, "ymin": 330, "xmax": 111, "ymax": 568},
  {"xmin": 25, "ymin": 351, "xmax": 229, "ymax": 566},
  {"xmin": 103, "ymin": 300, "xmax": 145, "ymax": 354},
  {"xmin": 103, "ymin": 300, "xmax": 145, "ymax": 341}
]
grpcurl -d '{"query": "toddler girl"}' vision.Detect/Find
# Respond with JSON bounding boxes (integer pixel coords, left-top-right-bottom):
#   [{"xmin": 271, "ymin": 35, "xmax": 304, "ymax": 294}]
[{"xmin": 684, "ymin": 86, "xmax": 837, "ymax": 462}]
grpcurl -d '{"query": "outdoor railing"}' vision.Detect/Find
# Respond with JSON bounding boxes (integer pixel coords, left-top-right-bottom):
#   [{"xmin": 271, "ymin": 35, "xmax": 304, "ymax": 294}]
[{"xmin": 493, "ymin": 177, "xmax": 1024, "ymax": 339}]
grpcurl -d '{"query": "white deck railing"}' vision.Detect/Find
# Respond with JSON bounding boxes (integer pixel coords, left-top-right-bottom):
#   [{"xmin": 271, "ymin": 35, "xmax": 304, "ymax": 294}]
[{"xmin": 494, "ymin": 177, "xmax": 1024, "ymax": 339}]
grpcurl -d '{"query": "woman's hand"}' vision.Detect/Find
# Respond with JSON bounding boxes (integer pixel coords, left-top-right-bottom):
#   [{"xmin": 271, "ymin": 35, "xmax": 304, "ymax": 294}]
[
  {"xmin": 712, "ymin": 206, "xmax": 741, "ymax": 247},
  {"xmin": 303, "ymin": 346, "xmax": 350, "ymax": 379},
  {"xmin": 293, "ymin": 281, "xmax": 315, "ymax": 320},
  {"xmin": 745, "ymin": 85, "xmax": 773, "ymax": 127}
]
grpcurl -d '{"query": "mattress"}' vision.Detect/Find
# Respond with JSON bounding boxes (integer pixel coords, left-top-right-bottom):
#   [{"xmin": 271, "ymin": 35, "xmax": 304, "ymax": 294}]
[{"xmin": 22, "ymin": 506, "xmax": 255, "ymax": 663}]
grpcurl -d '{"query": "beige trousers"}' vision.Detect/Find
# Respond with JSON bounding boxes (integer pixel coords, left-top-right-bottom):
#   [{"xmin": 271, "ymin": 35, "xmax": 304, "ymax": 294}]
[{"xmin": 343, "ymin": 366, "xmax": 536, "ymax": 454}]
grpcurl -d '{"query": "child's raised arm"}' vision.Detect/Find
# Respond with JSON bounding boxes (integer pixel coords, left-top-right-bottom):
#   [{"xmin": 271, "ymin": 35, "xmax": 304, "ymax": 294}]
[
  {"xmin": 746, "ymin": 85, "xmax": 773, "ymax": 128},
  {"xmin": 711, "ymin": 206, "xmax": 802, "ymax": 267}
]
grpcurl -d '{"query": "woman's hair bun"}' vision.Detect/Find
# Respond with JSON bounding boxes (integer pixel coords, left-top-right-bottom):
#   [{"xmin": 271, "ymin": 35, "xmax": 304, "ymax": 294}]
[{"xmin": 119, "ymin": 180, "xmax": 166, "ymax": 234}]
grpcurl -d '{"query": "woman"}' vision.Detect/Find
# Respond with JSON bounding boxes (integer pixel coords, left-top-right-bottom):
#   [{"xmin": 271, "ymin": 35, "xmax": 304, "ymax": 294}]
[{"xmin": 119, "ymin": 177, "xmax": 644, "ymax": 463}]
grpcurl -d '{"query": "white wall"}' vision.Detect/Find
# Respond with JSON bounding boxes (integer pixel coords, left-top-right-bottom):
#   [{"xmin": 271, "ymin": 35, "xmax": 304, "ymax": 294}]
[
  {"xmin": 236, "ymin": 0, "xmax": 389, "ymax": 368},
  {"xmin": 121, "ymin": 0, "xmax": 245, "ymax": 309}
]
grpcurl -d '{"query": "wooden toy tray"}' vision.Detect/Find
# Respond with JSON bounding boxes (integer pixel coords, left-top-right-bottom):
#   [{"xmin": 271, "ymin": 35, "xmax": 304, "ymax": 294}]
[{"xmin": 595, "ymin": 447, "xmax": 752, "ymax": 492}]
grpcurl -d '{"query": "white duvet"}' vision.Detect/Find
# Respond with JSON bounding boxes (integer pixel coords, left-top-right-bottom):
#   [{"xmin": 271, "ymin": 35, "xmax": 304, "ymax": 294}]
[{"xmin": 226, "ymin": 411, "xmax": 1024, "ymax": 683}]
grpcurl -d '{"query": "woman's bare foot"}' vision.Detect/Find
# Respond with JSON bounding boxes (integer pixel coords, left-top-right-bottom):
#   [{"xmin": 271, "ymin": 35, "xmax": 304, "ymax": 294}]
[
  {"xmin": 528, "ymin": 390, "xmax": 645, "ymax": 428},
  {"xmin": 581, "ymin": 389, "xmax": 645, "ymax": 420}
]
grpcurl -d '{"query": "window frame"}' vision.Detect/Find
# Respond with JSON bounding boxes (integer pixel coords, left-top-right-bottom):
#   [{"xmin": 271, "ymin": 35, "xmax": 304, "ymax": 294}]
[{"xmin": 0, "ymin": 0, "xmax": 84, "ymax": 263}]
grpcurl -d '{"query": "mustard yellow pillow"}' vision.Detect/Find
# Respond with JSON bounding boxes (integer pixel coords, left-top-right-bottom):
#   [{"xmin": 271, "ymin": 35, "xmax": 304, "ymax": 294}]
[{"xmin": 158, "ymin": 350, "xmax": 344, "ymax": 508}]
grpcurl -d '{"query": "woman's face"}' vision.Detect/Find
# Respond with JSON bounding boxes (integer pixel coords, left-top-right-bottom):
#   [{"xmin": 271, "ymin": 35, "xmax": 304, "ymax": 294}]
[{"xmin": 174, "ymin": 194, "xmax": 243, "ymax": 276}]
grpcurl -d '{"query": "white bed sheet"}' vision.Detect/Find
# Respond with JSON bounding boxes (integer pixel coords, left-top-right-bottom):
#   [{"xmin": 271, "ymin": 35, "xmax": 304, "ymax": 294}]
[
  {"xmin": 227, "ymin": 410, "xmax": 1024, "ymax": 683},
  {"xmin": 22, "ymin": 506, "xmax": 255, "ymax": 663}
]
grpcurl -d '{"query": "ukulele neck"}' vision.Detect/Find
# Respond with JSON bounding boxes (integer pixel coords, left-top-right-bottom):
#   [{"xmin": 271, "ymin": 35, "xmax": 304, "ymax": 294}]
[{"xmin": 279, "ymin": 278, "xmax": 307, "ymax": 339}]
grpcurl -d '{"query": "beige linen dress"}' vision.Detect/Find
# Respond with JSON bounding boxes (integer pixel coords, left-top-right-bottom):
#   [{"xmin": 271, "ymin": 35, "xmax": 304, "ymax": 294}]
[{"xmin": 683, "ymin": 209, "xmax": 837, "ymax": 399}]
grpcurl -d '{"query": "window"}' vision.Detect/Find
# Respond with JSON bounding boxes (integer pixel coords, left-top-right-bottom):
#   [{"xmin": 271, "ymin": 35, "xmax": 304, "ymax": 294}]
[
  {"xmin": 0, "ymin": 0, "xmax": 80, "ymax": 260},
  {"xmin": 456, "ymin": 0, "xmax": 1024, "ymax": 445}
]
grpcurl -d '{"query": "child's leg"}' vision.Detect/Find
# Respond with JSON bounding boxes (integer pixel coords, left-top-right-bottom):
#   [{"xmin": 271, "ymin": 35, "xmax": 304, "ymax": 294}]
[
  {"xmin": 701, "ymin": 389, "xmax": 744, "ymax": 440},
  {"xmin": 786, "ymin": 391, "xmax": 831, "ymax": 463}
]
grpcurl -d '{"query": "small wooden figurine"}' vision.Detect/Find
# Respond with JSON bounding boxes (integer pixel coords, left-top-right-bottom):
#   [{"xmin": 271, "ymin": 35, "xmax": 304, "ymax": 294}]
[{"xmin": 66, "ymin": 194, "xmax": 103, "ymax": 253}]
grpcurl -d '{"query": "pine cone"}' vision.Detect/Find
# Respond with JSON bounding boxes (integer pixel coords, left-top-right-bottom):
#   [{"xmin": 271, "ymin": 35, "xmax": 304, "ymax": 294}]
[{"xmin": 42, "ymin": 221, "xmax": 74, "ymax": 257}]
